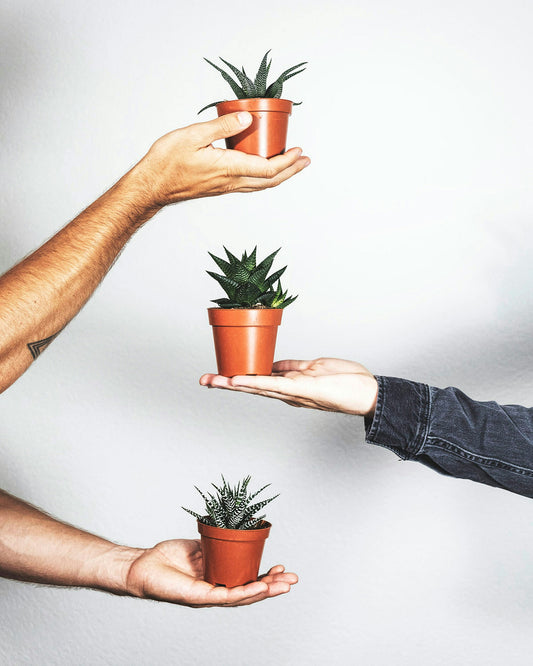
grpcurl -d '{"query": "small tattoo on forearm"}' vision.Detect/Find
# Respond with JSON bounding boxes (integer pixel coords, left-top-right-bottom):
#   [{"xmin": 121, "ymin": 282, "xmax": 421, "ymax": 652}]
[{"xmin": 27, "ymin": 327, "xmax": 64, "ymax": 360}]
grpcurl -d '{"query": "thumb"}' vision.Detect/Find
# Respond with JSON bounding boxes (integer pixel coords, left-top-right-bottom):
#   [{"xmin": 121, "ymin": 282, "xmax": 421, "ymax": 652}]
[{"xmin": 193, "ymin": 112, "xmax": 253, "ymax": 146}]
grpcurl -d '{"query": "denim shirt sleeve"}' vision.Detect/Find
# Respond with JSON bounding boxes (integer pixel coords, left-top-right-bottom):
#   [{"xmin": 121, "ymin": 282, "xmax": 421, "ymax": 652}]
[{"xmin": 365, "ymin": 376, "xmax": 533, "ymax": 499}]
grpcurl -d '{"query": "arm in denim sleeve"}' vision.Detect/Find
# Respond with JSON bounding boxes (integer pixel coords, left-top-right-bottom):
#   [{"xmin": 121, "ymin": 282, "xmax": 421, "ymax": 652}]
[{"xmin": 365, "ymin": 376, "xmax": 533, "ymax": 499}]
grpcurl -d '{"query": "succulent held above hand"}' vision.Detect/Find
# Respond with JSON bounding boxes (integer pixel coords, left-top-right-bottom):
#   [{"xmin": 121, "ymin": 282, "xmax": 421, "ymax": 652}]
[
  {"xmin": 199, "ymin": 50, "xmax": 307, "ymax": 113},
  {"xmin": 183, "ymin": 475, "xmax": 278, "ymax": 530},
  {"xmin": 208, "ymin": 247, "xmax": 297, "ymax": 309}
]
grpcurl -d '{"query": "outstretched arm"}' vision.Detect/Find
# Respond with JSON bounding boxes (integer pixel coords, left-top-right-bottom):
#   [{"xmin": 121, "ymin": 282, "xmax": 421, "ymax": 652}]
[
  {"xmin": 200, "ymin": 358, "xmax": 533, "ymax": 499},
  {"xmin": 0, "ymin": 489, "xmax": 297, "ymax": 607},
  {"xmin": 0, "ymin": 112, "xmax": 310, "ymax": 392}
]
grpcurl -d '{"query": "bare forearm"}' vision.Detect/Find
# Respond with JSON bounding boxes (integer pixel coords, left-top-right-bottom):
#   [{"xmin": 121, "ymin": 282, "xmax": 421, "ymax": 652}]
[
  {"xmin": 0, "ymin": 490, "xmax": 141, "ymax": 592},
  {"xmin": 0, "ymin": 113, "xmax": 309, "ymax": 392},
  {"xmin": 0, "ymin": 167, "xmax": 157, "ymax": 391}
]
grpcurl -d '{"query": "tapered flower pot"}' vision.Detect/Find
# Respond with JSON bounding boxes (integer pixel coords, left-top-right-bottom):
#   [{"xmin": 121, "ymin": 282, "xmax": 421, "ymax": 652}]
[
  {"xmin": 198, "ymin": 520, "xmax": 271, "ymax": 587},
  {"xmin": 216, "ymin": 98, "xmax": 293, "ymax": 158},
  {"xmin": 208, "ymin": 308, "xmax": 283, "ymax": 377}
]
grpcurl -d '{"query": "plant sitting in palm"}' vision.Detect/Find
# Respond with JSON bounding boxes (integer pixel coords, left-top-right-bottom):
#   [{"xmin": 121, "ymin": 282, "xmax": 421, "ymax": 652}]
[
  {"xmin": 208, "ymin": 247, "xmax": 297, "ymax": 309},
  {"xmin": 199, "ymin": 50, "xmax": 307, "ymax": 113},
  {"xmin": 183, "ymin": 475, "xmax": 278, "ymax": 530}
]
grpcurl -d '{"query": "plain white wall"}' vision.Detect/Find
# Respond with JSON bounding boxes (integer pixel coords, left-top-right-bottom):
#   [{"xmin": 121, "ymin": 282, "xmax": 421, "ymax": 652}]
[{"xmin": 1, "ymin": 0, "xmax": 533, "ymax": 663}]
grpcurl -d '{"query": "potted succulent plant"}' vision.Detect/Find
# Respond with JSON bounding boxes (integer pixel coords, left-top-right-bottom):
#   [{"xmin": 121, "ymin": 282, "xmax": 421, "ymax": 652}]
[
  {"xmin": 199, "ymin": 50, "xmax": 307, "ymax": 158},
  {"xmin": 183, "ymin": 475, "xmax": 278, "ymax": 587},
  {"xmin": 207, "ymin": 247, "xmax": 297, "ymax": 377}
]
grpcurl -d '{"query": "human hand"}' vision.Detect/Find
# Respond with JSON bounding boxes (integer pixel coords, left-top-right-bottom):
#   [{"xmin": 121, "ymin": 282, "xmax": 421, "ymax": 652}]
[
  {"xmin": 131, "ymin": 112, "xmax": 310, "ymax": 208},
  {"xmin": 200, "ymin": 358, "xmax": 379, "ymax": 417},
  {"xmin": 124, "ymin": 538, "xmax": 298, "ymax": 608}
]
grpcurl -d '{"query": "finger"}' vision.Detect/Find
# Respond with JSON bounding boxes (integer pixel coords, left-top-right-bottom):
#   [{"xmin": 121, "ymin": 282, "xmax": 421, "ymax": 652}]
[
  {"xmin": 230, "ymin": 374, "xmax": 307, "ymax": 396},
  {"xmin": 199, "ymin": 374, "xmax": 235, "ymax": 388},
  {"xmin": 261, "ymin": 568, "xmax": 299, "ymax": 585},
  {"xmin": 231, "ymin": 154, "xmax": 310, "ymax": 189},
  {"xmin": 203, "ymin": 580, "xmax": 269, "ymax": 606},
  {"xmin": 190, "ymin": 112, "xmax": 253, "ymax": 146},
  {"xmin": 226, "ymin": 574, "xmax": 297, "ymax": 607},
  {"xmin": 222, "ymin": 147, "xmax": 305, "ymax": 180},
  {"xmin": 225, "ymin": 582, "xmax": 291, "ymax": 607},
  {"xmin": 272, "ymin": 359, "xmax": 314, "ymax": 373},
  {"xmin": 200, "ymin": 376, "xmax": 311, "ymax": 406},
  {"xmin": 220, "ymin": 383, "xmax": 313, "ymax": 407}
]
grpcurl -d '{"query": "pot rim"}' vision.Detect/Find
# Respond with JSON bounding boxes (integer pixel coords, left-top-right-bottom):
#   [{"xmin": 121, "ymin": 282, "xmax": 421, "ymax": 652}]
[
  {"xmin": 207, "ymin": 306, "xmax": 283, "ymax": 311},
  {"xmin": 216, "ymin": 98, "xmax": 293, "ymax": 113},
  {"xmin": 197, "ymin": 519, "xmax": 272, "ymax": 541},
  {"xmin": 208, "ymin": 307, "xmax": 283, "ymax": 326}
]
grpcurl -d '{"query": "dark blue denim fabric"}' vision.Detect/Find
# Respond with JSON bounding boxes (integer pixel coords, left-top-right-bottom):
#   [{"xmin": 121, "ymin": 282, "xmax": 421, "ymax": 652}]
[{"xmin": 365, "ymin": 376, "xmax": 533, "ymax": 499}]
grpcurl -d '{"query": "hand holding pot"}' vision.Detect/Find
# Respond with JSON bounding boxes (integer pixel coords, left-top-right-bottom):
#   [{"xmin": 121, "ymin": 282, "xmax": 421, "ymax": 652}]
[
  {"xmin": 134, "ymin": 112, "xmax": 310, "ymax": 207},
  {"xmin": 125, "ymin": 538, "xmax": 298, "ymax": 608},
  {"xmin": 200, "ymin": 357, "xmax": 379, "ymax": 417}
]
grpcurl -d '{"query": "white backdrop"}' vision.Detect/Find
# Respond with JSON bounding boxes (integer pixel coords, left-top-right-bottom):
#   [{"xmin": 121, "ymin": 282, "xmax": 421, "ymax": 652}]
[{"xmin": 1, "ymin": 0, "xmax": 533, "ymax": 664}]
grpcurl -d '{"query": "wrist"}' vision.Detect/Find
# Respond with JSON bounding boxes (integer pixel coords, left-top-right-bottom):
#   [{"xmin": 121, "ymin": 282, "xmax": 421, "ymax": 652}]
[
  {"xmin": 89, "ymin": 544, "xmax": 145, "ymax": 596},
  {"xmin": 112, "ymin": 164, "xmax": 164, "ymax": 225},
  {"xmin": 365, "ymin": 375, "xmax": 379, "ymax": 417}
]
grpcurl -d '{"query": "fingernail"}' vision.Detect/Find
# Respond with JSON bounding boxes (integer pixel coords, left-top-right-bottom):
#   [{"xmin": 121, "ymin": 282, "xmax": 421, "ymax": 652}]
[{"xmin": 238, "ymin": 112, "xmax": 252, "ymax": 126}]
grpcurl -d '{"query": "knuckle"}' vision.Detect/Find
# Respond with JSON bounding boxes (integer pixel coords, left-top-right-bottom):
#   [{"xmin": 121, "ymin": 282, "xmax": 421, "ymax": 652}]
[{"xmin": 218, "ymin": 115, "xmax": 237, "ymax": 135}]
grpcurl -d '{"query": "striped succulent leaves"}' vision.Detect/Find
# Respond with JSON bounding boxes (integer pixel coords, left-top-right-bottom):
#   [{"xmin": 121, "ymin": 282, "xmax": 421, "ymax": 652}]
[
  {"xmin": 199, "ymin": 50, "xmax": 306, "ymax": 113},
  {"xmin": 182, "ymin": 475, "xmax": 278, "ymax": 531}
]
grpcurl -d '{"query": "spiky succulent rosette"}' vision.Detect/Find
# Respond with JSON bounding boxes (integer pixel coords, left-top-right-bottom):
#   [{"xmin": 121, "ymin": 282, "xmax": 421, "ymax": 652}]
[
  {"xmin": 207, "ymin": 246, "xmax": 297, "ymax": 309},
  {"xmin": 199, "ymin": 50, "xmax": 306, "ymax": 113},
  {"xmin": 183, "ymin": 475, "xmax": 278, "ymax": 531}
]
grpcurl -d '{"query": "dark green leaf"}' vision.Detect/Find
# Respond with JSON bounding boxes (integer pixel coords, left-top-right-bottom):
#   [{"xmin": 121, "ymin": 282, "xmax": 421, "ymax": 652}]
[
  {"xmin": 254, "ymin": 50, "xmax": 271, "ymax": 96},
  {"xmin": 219, "ymin": 57, "xmax": 256, "ymax": 97},
  {"xmin": 207, "ymin": 271, "xmax": 239, "ymax": 299},
  {"xmin": 198, "ymin": 100, "xmax": 226, "ymax": 114},
  {"xmin": 264, "ymin": 266, "xmax": 287, "ymax": 288},
  {"xmin": 204, "ymin": 58, "xmax": 245, "ymax": 99},
  {"xmin": 224, "ymin": 247, "xmax": 241, "ymax": 265},
  {"xmin": 242, "ymin": 246, "xmax": 257, "ymax": 271},
  {"xmin": 208, "ymin": 252, "xmax": 232, "ymax": 276}
]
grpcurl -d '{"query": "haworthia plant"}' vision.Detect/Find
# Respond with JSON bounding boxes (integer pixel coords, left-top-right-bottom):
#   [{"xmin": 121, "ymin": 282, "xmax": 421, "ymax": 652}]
[
  {"xmin": 199, "ymin": 50, "xmax": 307, "ymax": 113},
  {"xmin": 207, "ymin": 246, "xmax": 297, "ymax": 309},
  {"xmin": 183, "ymin": 475, "xmax": 279, "ymax": 530}
]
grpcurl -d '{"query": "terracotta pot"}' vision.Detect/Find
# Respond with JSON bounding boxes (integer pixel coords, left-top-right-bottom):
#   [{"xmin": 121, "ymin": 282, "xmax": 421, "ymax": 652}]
[
  {"xmin": 216, "ymin": 98, "xmax": 293, "ymax": 158},
  {"xmin": 208, "ymin": 308, "xmax": 283, "ymax": 377},
  {"xmin": 198, "ymin": 520, "xmax": 271, "ymax": 587}
]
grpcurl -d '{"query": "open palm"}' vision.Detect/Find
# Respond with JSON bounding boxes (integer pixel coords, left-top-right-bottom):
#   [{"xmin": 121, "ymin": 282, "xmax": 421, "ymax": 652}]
[
  {"xmin": 125, "ymin": 538, "xmax": 297, "ymax": 608},
  {"xmin": 200, "ymin": 357, "xmax": 378, "ymax": 416}
]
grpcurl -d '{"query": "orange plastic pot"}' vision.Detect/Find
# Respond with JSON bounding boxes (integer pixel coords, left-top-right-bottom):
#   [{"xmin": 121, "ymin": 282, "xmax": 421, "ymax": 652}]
[
  {"xmin": 208, "ymin": 308, "xmax": 283, "ymax": 377},
  {"xmin": 216, "ymin": 98, "xmax": 293, "ymax": 158},
  {"xmin": 198, "ymin": 520, "xmax": 271, "ymax": 587}
]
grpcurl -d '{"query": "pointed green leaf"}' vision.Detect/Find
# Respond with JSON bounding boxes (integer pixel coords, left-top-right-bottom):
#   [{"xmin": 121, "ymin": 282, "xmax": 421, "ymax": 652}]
[
  {"xmin": 254, "ymin": 248, "xmax": 280, "ymax": 278},
  {"xmin": 206, "ymin": 271, "xmax": 239, "ymax": 299},
  {"xmin": 203, "ymin": 58, "xmax": 245, "ymax": 99},
  {"xmin": 219, "ymin": 57, "xmax": 256, "ymax": 97},
  {"xmin": 242, "ymin": 246, "xmax": 257, "ymax": 271},
  {"xmin": 265, "ymin": 79, "xmax": 283, "ymax": 99},
  {"xmin": 280, "ymin": 294, "xmax": 298, "ymax": 308},
  {"xmin": 223, "ymin": 247, "xmax": 240, "ymax": 265},
  {"xmin": 264, "ymin": 266, "xmax": 287, "ymax": 289},
  {"xmin": 198, "ymin": 100, "xmax": 226, "ymax": 114},
  {"xmin": 265, "ymin": 62, "xmax": 306, "ymax": 97},
  {"xmin": 254, "ymin": 50, "xmax": 271, "ymax": 96},
  {"xmin": 208, "ymin": 252, "xmax": 232, "ymax": 276}
]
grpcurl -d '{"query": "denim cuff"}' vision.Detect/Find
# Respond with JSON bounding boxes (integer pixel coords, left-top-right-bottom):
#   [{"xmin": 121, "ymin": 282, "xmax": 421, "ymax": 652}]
[{"xmin": 364, "ymin": 376, "xmax": 432, "ymax": 459}]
